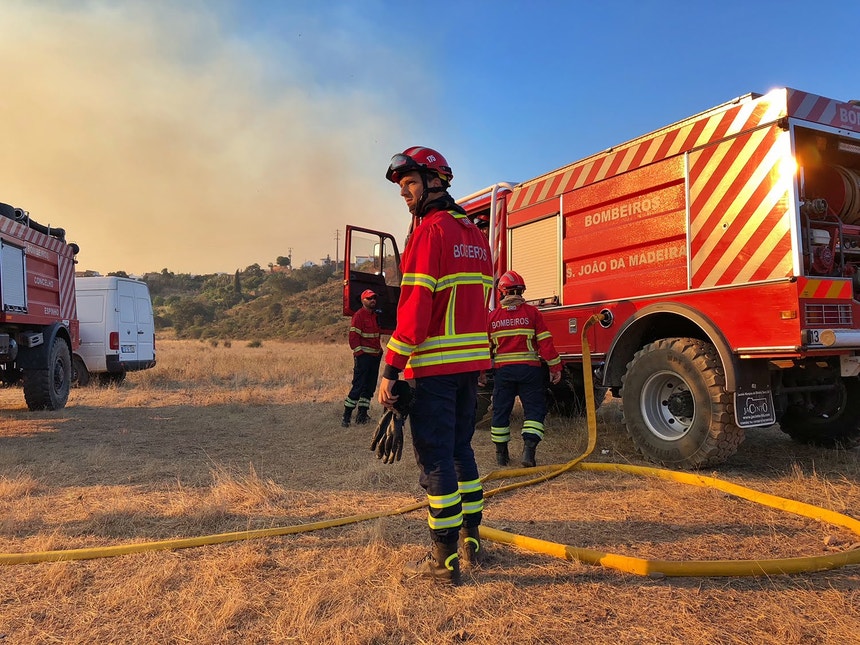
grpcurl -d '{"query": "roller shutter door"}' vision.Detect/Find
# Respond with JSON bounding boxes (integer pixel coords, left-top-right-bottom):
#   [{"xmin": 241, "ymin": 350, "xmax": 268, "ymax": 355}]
[{"xmin": 510, "ymin": 215, "xmax": 559, "ymax": 302}]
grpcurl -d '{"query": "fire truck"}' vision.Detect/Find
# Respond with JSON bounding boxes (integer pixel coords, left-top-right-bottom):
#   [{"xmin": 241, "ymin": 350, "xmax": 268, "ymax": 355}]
[
  {"xmin": 0, "ymin": 202, "xmax": 79, "ymax": 410},
  {"xmin": 344, "ymin": 87, "xmax": 860, "ymax": 468}
]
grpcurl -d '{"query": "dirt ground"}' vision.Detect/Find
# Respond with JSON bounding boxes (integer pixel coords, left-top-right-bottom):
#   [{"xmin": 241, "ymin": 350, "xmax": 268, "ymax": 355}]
[{"xmin": 0, "ymin": 340, "xmax": 858, "ymax": 644}]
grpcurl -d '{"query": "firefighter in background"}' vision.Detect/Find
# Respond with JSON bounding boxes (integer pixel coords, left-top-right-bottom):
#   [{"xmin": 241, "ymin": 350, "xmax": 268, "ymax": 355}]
[
  {"xmin": 488, "ymin": 270, "xmax": 562, "ymax": 467},
  {"xmin": 378, "ymin": 146, "xmax": 493, "ymax": 585},
  {"xmin": 342, "ymin": 289, "xmax": 382, "ymax": 428},
  {"xmin": 473, "ymin": 212, "xmax": 490, "ymax": 235}
]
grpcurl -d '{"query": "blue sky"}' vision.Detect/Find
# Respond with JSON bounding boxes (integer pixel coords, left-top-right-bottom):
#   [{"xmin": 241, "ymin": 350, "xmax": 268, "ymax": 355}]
[
  {"xmin": 1, "ymin": 0, "xmax": 858, "ymax": 273},
  {"xmin": 224, "ymin": 0, "xmax": 860, "ymax": 189}
]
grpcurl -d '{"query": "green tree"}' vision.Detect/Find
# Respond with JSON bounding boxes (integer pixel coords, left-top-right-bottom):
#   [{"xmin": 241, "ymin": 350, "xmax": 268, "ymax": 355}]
[{"xmin": 170, "ymin": 299, "xmax": 216, "ymax": 333}]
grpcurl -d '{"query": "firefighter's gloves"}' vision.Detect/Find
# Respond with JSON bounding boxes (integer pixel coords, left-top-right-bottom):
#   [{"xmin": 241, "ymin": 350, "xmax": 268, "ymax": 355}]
[
  {"xmin": 370, "ymin": 381, "xmax": 413, "ymax": 464},
  {"xmin": 370, "ymin": 410, "xmax": 404, "ymax": 463}
]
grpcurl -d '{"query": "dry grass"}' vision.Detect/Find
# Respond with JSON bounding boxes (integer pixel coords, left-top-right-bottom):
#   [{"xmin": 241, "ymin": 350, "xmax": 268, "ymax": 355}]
[{"xmin": 0, "ymin": 338, "xmax": 857, "ymax": 644}]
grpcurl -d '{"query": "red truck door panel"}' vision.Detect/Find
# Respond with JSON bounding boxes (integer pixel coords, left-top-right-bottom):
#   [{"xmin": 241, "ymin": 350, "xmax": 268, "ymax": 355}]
[{"xmin": 343, "ymin": 225, "xmax": 401, "ymax": 334}]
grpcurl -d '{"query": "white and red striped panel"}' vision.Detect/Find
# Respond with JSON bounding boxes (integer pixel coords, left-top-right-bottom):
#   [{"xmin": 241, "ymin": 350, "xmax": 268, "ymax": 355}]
[
  {"xmin": 688, "ymin": 126, "xmax": 794, "ymax": 288},
  {"xmin": 0, "ymin": 216, "xmax": 77, "ymax": 322},
  {"xmin": 508, "ymin": 89, "xmax": 802, "ymax": 213},
  {"xmin": 787, "ymin": 89, "xmax": 860, "ymax": 133}
]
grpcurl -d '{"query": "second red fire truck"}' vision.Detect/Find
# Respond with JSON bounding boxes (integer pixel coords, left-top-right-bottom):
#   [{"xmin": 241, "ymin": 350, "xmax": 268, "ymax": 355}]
[
  {"xmin": 0, "ymin": 202, "xmax": 79, "ymax": 410},
  {"xmin": 345, "ymin": 87, "xmax": 860, "ymax": 469}
]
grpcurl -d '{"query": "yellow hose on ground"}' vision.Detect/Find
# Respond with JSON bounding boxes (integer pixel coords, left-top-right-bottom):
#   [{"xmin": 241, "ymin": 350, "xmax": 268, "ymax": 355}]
[
  {"xmin": 2, "ymin": 314, "xmax": 859, "ymax": 576},
  {"xmin": 476, "ymin": 313, "xmax": 860, "ymax": 576},
  {"xmin": 482, "ymin": 459, "xmax": 860, "ymax": 577}
]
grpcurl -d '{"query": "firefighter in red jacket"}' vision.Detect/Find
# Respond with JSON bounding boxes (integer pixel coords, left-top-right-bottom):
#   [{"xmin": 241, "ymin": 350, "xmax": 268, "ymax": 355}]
[
  {"xmin": 342, "ymin": 289, "xmax": 383, "ymax": 427},
  {"xmin": 378, "ymin": 146, "xmax": 493, "ymax": 585},
  {"xmin": 488, "ymin": 270, "xmax": 562, "ymax": 468}
]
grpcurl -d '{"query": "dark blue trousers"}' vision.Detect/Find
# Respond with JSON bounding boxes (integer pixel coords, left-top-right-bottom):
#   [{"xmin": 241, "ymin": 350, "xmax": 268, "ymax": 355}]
[
  {"xmin": 345, "ymin": 353, "xmax": 381, "ymax": 409},
  {"xmin": 409, "ymin": 372, "xmax": 484, "ymax": 543},
  {"xmin": 491, "ymin": 364, "xmax": 547, "ymax": 442}
]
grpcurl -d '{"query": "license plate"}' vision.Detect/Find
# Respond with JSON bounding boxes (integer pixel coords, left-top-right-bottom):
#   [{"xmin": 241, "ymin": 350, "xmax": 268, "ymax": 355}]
[{"xmin": 121, "ymin": 344, "xmax": 135, "ymax": 354}]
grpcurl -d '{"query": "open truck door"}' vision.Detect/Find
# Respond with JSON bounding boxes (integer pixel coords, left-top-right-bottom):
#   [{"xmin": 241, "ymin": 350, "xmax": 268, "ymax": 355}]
[{"xmin": 343, "ymin": 225, "xmax": 402, "ymax": 334}]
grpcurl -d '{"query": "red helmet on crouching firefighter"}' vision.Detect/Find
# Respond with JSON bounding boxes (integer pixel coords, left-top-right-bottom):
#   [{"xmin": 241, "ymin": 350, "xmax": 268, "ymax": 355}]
[
  {"xmin": 498, "ymin": 270, "xmax": 526, "ymax": 295},
  {"xmin": 386, "ymin": 146, "xmax": 454, "ymax": 218}
]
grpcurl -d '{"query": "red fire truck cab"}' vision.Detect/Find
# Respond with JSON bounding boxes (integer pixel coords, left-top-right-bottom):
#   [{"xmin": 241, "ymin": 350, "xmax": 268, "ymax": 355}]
[{"xmin": 345, "ymin": 87, "xmax": 860, "ymax": 469}]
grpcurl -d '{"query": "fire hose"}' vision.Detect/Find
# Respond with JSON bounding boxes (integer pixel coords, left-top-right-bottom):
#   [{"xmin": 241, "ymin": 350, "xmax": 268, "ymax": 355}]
[{"xmin": 2, "ymin": 315, "xmax": 860, "ymax": 576}]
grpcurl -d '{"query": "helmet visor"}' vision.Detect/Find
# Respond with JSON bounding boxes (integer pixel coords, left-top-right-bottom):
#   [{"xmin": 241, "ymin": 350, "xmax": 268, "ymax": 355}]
[{"xmin": 386, "ymin": 154, "xmax": 420, "ymax": 182}]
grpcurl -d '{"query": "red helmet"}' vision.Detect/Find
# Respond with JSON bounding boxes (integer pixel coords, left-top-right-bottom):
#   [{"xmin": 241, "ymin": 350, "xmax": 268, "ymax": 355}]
[
  {"xmin": 386, "ymin": 146, "xmax": 453, "ymax": 185},
  {"xmin": 498, "ymin": 270, "xmax": 526, "ymax": 293},
  {"xmin": 473, "ymin": 212, "xmax": 490, "ymax": 228}
]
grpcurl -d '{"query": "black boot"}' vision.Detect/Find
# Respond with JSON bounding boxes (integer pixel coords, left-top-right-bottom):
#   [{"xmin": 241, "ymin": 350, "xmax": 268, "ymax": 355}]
[
  {"xmin": 403, "ymin": 541, "xmax": 461, "ymax": 585},
  {"xmin": 459, "ymin": 525, "xmax": 483, "ymax": 570},
  {"xmin": 521, "ymin": 436, "xmax": 539, "ymax": 468},
  {"xmin": 355, "ymin": 407, "xmax": 370, "ymax": 425},
  {"xmin": 341, "ymin": 406, "xmax": 352, "ymax": 428},
  {"xmin": 495, "ymin": 442, "xmax": 510, "ymax": 466}
]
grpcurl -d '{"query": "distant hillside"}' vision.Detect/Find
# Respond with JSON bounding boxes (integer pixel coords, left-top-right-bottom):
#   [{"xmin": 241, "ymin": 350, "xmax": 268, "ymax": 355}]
[
  {"xmin": 207, "ymin": 278, "xmax": 348, "ymax": 343},
  {"xmin": 140, "ymin": 264, "xmax": 350, "ymax": 343}
]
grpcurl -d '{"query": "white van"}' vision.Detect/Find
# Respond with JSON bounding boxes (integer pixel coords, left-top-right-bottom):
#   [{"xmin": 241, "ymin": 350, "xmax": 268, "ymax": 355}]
[{"xmin": 73, "ymin": 276, "xmax": 156, "ymax": 386}]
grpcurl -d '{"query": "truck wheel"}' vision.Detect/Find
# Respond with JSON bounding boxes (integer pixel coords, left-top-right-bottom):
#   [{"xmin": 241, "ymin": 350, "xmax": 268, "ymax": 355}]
[
  {"xmin": 72, "ymin": 355, "xmax": 90, "ymax": 387},
  {"xmin": 621, "ymin": 337, "xmax": 743, "ymax": 469},
  {"xmin": 547, "ymin": 374, "xmax": 607, "ymax": 418},
  {"xmin": 779, "ymin": 377, "xmax": 860, "ymax": 448},
  {"xmin": 475, "ymin": 387, "xmax": 492, "ymax": 425},
  {"xmin": 0, "ymin": 365, "xmax": 21, "ymax": 387},
  {"xmin": 23, "ymin": 338, "xmax": 71, "ymax": 411}
]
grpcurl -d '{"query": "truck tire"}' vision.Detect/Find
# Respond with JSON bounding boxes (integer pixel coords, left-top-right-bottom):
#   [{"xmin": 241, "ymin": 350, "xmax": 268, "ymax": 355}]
[
  {"xmin": 0, "ymin": 365, "xmax": 21, "ymax": 387},
  {"xmin": 778, "ymin": 376, "xmax": 860, "ymax": 448},
  {"xmin": 72, "ymin": 355, "xmax": 90, "ymax": 387},
  {"xmin": 475, "ymin": 386, "xmax": 492, "ymax": 425},
  {"xmin": 548, "ymin": 373, "xmax": 607, "ymax": 418},
  {"xmin": 23, "ymin": 338, "xmax": 71, "ymax": 411},
  {"xmin": 621, "ymin": 337, "xmax": 743, "ymax": 469}
]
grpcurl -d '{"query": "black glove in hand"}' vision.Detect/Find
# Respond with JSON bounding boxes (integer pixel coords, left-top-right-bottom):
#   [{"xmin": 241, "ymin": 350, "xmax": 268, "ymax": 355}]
[
  {"xmin": 369, "ymin": 409, "xmax": 404, "ymax": 464},
  {"xmin": 370, "ymin": 380, "xmax": 413, "ymax": 464},
  {"xmin": 370, "ymin": 410, "xmax": 393, "ymax": 460}
]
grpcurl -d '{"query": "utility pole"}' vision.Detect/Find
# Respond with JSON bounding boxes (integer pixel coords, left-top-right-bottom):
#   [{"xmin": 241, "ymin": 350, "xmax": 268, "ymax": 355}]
[{"xmin": 334, "ymin": 230, "xmax": 340, "ymax": 269}]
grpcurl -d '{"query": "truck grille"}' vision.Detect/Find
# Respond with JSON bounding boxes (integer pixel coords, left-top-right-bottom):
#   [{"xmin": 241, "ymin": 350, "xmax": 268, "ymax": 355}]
[{"xmin": 804, "ymin": 303, "xmax": 853, "ymax": 326}]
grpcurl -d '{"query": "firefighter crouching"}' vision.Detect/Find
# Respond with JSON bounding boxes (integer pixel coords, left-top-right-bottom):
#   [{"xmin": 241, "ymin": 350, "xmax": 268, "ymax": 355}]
[
  {"xmin": 378, "ymin": 146, "xmax": 493, "ymax": 585},
  {"xmin": 342, "ymin": 289, "xmax": 383, "ymax": 427},
  {"xmin": 487, "ymin": 270, "xmax": 562, "ymax": 467}
]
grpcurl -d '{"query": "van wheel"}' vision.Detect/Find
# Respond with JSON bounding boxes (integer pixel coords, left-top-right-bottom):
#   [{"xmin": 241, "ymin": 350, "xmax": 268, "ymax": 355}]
[
  {"xmin": 72, "ymin": 356, "xmax": 90, "ymax": 387},
  {"xmin": 621, "ymin": 337, "xmax": 743, "ymax": 469},
  {"xmin": 23, "ymin": 338, "xmax": 71, "ymax": 410},
  {"xmin": 98, "ymin": 372, "xmax": 126, "ymax": 386}
]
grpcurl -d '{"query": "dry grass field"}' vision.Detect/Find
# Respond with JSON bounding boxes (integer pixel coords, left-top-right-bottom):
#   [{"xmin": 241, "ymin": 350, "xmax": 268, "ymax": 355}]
[{"xmin": 0, "ymin": 338, "xmax": 858, "ymax": 644}]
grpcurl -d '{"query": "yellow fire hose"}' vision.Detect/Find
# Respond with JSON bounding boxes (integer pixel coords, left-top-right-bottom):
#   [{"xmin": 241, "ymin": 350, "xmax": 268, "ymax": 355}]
[{"xmin": 2, "ymin": 314, "xmax": 859, "ymax": 577}]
